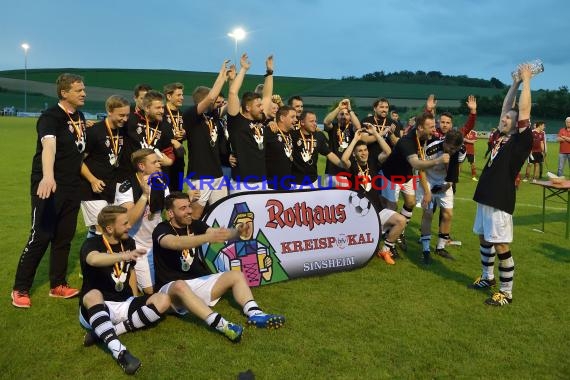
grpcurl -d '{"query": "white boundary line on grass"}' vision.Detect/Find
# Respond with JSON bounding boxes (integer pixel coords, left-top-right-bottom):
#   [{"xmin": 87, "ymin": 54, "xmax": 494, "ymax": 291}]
[{"xmin": 454, "ymin": 197, "xmax": 566, "ymax": 211}]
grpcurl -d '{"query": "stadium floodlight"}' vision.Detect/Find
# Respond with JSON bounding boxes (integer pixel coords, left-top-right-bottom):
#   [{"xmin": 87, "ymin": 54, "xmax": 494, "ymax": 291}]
[
  {"xmin": 227, "ymin": 28, "xmax": 246, "ymax": 64},
  {"xmin": 21, "ymin": 43, "xmax": 30, "ymax": 113}
]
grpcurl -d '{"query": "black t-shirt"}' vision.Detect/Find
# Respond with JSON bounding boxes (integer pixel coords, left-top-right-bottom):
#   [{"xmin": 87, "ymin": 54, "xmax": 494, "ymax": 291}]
[
  {"xmin": 326, "ymin": 121, "xmax": 354, "ymax": 175},
  {"xmin": 360, "ymin": 115, "xmax": 400, "ymax": 170},
  {"xmin": 164, "ymin": 106, "xmax": 185, "ymax": 142},
  {"xmin": 152, "ymin": 220, "xmax": 211, "ymax": 291},
  {"xmin": 227, "ymin": 113, "xmax": 266, "ymax": 182},
  {"xmin": 128, "ymin": 111, "xmax": 173, "ymax": 151},
  {"xmin": 183, "ymin": 105, "xmax": 223, "ymax": 178},
  {"xmin": 265, "ymin": 127, "xmax": 293, "ymax": 188},
  {"xmin": 381, "ymin": 128, "xmax": 422, "ymax": 180},
  {"xmin": 31, "ymin": 105, "xmax": 86, "ymax": 194},
  {"xmin": 215, "ymin": 112, "xmax": 232, "ymax": 166},
  {"xmin": 473, "ymin": 127, "xmax": 533, "ymax": 214},
  {"xmin": 79, "ymin": 235, "xmax": 137, "ymax": 302},
  {"xmin": 80, "ymin": 120, "xmax": 126, "ymax": 202},
  {"xmin": 348, "ymin": 158, "xmax": 383, "ymax": 212},
  {"xmin": 291, "ymin": 130, "xmax": 331, "ymax": 184}
]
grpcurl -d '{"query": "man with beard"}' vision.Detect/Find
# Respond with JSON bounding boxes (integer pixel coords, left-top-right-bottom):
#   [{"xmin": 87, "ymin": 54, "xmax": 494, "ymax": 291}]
[
  {"xmin": 163, "ymin": 82, "xmax": 186, "ymax": 191},
  {"xmin": 183, "ymin": 60, "xmax": 230, "ymax": 219},
  {"xmin": 226, "ymin": 53, "xmax": 270, "ymax": 193},
  {"xmin": 265, "ymin": 106, "xmax": 297, "ymax": 189},
  {"xmin": 122, "ymin": 90, "xmax": 176, "ymax": 175},
  {"xmin": 323, "ymin": 98, "xmax": 362, "ymax": 187},
  {"xmin": 153, "ymin": 192, "xmax": 285, "ymax": 342},
  {"xmin": 290, "ymin": 111, "xmax": 344, "ymax": 189},
  {"xmin": 469, "ymin": 65, "xmax": 535, "ymax": 307},
  {"xmin": 12, "ymin": 73, "xmax": 87, "ymax": 308},
  {"xmin": 80, "ymin": 95, "xmax": 130, "ymax": 238},
  {"xmin": 361, "ymin": 98, "xmax": 401, "ymax": 151},
  {"xmin": 79, "ymin": 205, "xmax": 170, "ymax": 375},
  {"xmin": 340, "ymin": 126, "xmax": 406, "ymax": 265}
]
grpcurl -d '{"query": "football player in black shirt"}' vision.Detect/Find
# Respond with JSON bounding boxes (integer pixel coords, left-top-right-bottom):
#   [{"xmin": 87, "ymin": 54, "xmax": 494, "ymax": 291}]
[
  {"xmin": 265, "ymin": 106, "xmax": 297, "ymax": 189},
  {"xmin": 123, "ymin": 90, "xmax": 176, "ymax": 170},
  {"xmin": 183, "ymin": 60, "xmax": 231, "ymax": 219},
  {"xmin": 469, "ymin": 65, "xmax": 535, "ymax": 307},
  {"xmin": 323, "ymin": 98, "xmax": 362, "ymax": 186},
  {"xmin": 12, "ymin": 74, "xmax": 87, "ymax": 308},
  {"xmin": 79, "ymin": 206, "xmax": 170, "ymax": 375},
  {"xmin": 226, "ymin": 54, "xmax": 270, "ymax": 193},
  {"xmin": 290, "ymin": 111, "xmax": 344, "ymax": 188},
  {"xmin": 341, "ymin": 126, "xmax": 406, "ymax": 265},
  {"xmin": 163, "ymin": 82, "xmax": 186, "ymax": 192},
  {"xmin": 80, "ymin": 95, "xmax": 130, "ymax": 237},
  {"xmin": 360, "ymin": 98, "xmax": 402, "ymax": 151},
  {"xmin": 152, "ymin": 192, "xmax": 285, "ymax": 342}
]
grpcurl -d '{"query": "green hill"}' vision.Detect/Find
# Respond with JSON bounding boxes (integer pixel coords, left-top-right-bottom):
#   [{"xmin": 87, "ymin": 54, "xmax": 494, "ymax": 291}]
[{"xmin": 0, "ymin": 68, "xmax": 505, "ymax": 100}]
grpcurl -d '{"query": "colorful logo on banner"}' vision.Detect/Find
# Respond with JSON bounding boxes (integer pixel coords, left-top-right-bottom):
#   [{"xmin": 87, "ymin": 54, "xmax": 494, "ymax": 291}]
[{"xmin": 201, "ymin": 189, "xmax": 380, "ymax": 287}]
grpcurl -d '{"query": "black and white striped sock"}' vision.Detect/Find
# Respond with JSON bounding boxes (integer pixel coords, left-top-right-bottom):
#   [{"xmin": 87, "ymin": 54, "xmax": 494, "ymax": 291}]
[
  {"xmin": 480, "ymin": 244, "xmax": 496, "ymax": 280},
  {"xmin": 87, "ymin": 304, "xmax": 125, "ymax": 359},
  {"xmin": 498, "ymin": 251, "xmax": 514, "ymax": 297}
]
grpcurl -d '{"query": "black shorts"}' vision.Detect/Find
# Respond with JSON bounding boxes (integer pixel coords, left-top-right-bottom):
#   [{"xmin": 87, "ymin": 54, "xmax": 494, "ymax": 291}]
[
  {"xmin": 466, "ymin": 154, "xmax": 475, "ymax": 164},
  {"xmin": 529, "ymin": 152, "xmax": 543, "ymax": 164}
]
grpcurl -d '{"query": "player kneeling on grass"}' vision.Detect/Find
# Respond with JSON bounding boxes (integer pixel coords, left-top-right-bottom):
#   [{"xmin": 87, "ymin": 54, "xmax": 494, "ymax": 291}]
[
  {"xmin": 152, "ymin": 192, "xmax": 285, "ymax": 342},
  {"xmin": 340, "ymin": 125, "xmax": 406, "ymax": 265},
  {"xmin": 79, "ymin": 205, "xmax": 171, "ymax": 375}
]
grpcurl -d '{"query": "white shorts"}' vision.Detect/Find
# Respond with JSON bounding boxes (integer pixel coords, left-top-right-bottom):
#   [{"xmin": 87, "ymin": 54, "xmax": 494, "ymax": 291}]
[
  {"xmin": 379, "ymin": 208, "xmax": 397, "ymax": 234},
  {"xmin": 415, "ymin": 184, "xmax": 454, "ymax": 209},
  {"xmin": 229, "ymin": 179, "xmax": 267, "ymax": 194},
  {"xmin": 80, "ymin": 200, "xmax": 108, "ymax": 227},
  {"xmin": 134, "ymin": 247, "xmax": 154, "ymax": 290},
  {"xmin": 473, "ymin": 203, "xmax": 513, "ymax": 243},
  {"xmin": 380, "ymin": 174, "xmax": 415, "ymax": 203},
  {"xmin": 190, "ymin": 177, "xmax": 228, "ymax": 207},
  {"xmin": 78, "ymin": 297, "xmax": 135, "ymax": 329},
  {"xmin": 158, "ymin": 273, "xmax": 224, "ymax": 314}
]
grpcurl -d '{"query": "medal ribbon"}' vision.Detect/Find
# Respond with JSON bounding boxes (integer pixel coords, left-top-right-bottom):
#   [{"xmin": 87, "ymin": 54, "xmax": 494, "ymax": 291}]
[
  {"xmin": 166, "ymin": 105, "xmax": 182, "ymax": 135},
  {"xmin": 104, "ymin": 118, "xmax": 120, "ymax": 157},
  {"xmin": 300, "ymin": 132, "xmax": 315, "ymax": 156},
  {"xmin": 204, "ymin": 114, "xmax": 217, "ymax": 145},
  {"xmin": 60, "ymin": 104, "xmax": 84, "ymax": 141},
  {"xmin": 169, "ymin": 221, "xmax": 194, "ymax": 261},
  {"xmin": 356, "ymin": 161, "xmax": 371, "ymax": 185},
  {"xmin": 277, "ymin": 129, "xmax": 292, "ymax": 154},
  {"xmin": 102, "ymin": 235, "xmax": 125, "ymax": 279},
  {"xmin": 145, "ymin": 117, "xmax": 160, "ymax": 146}
]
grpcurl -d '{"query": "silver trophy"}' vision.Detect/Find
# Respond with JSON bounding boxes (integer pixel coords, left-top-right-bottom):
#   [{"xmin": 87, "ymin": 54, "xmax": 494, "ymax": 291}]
[{"xmin": 512, "ymin": 59, "xmax": 544, "ymax": 81}]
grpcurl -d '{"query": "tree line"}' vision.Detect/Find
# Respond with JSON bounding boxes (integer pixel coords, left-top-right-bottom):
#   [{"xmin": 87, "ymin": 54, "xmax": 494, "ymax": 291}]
[
  {"xmin": 342, "ymin": 70, "xmax": 506, "ymax": 89},
  {"xmin": 457, "ymin": 86, "xmax": 570, "ymax": 118}
]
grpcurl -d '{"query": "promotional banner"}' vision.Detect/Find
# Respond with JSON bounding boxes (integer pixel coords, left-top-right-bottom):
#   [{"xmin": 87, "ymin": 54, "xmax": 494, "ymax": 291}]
[{"xmin": 200, "ymin": 188, "xmax": 380, "ymax": 287}]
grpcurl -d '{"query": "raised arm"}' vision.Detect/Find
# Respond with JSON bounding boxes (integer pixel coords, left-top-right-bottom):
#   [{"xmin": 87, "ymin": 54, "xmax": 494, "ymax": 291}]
[
  {"xmin": 159, "ymin": 228, "xmax": 234, "ymax": 250},
  {"xmin": 196, "ymin": 60, "xmax": 230, "ymax": 115},
  {"xmin": 517, "ymin": 64, "xmax": 532, "ymax": 123},
  {"xmin": 323, "ymin": 100, "xmax": 345, "ymax": 131},
  {"xmin": 227, "ymin": 54, "xmax": 251, "ymax": 117},
  {"xmin": 501, "ymin": 75, "xmax": 522, "ymax": 120},
  {"xmin": 261, "ymin": 55, "xmax": 274, "ymax": 118}
]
